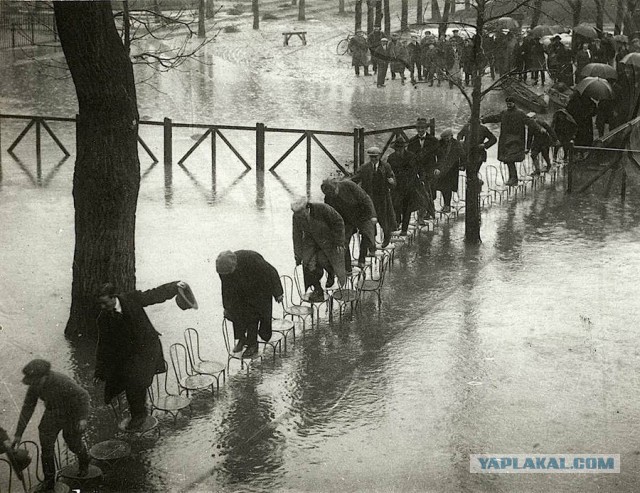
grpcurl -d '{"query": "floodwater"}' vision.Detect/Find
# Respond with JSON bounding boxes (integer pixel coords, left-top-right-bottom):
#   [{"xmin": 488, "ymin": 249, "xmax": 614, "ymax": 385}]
[{"xmin": 2, "ymin": 43, "xmax": 640, "ymax": 493}]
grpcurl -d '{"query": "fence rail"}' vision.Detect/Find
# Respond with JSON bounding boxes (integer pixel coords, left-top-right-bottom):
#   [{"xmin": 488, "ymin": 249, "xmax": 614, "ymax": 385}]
[{"xmin": 0, "ymin": 6, "xmax": 58, "ymax": 49}]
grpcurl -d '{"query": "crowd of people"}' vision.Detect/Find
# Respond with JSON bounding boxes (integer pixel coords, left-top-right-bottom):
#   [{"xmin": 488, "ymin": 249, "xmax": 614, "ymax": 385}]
[{"xmin": 347, "ymin": 26, "xmax": 632, "ymax": 90}]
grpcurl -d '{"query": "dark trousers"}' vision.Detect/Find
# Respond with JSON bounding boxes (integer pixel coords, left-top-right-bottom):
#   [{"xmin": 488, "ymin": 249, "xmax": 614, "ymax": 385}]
[
  {"xmin": 126, "ymin": 385, "xmax": 148, "ymax": 420},
  {"xmin": 441, "ymin": 189, "xmax": 453, "ymax": 207},
  {"xmin": 506, "ymin": 161, "xmax": 518, "ymax": 181},
  {"xmin": 39, "ymin": 413, "xmax": 89, "ymax": 483},
  {"xmin": 303, "ymin": 263, "xmax": 331, "ymax": 291},
  {"xmin": 396, "ymin": 194, "xmax": 412, "ymax": 232},
  {"xmin": 554, "ymin": 142, "xmax": 571, "ymax": 160},
  {"xmin": 532, "ymin": 70, "xmax": 545, "ymax": 84},
  {"xmin": 377, "ymin": 61, "xmax": 388, "ymax": 86},
  {"xmin": 232, "ymin": 318, "xmax": 259, "ymax": 347},
  {"xmin": 410, "ymin": 61, "xmax": 421, "ymax": 80},
  {"xmin": 531, "ymin": 146, "xmax": 551, "ymax": 169},
  {"xmin": 355, "ymin": 65, "xmax": 370, "ymax": 76}
]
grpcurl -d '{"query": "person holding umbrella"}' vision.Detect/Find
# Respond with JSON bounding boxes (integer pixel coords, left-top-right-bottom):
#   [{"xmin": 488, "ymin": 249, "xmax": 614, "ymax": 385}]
[{"xmin": 575, "ymin": 43, "xmax": 593, "ymax": 82}]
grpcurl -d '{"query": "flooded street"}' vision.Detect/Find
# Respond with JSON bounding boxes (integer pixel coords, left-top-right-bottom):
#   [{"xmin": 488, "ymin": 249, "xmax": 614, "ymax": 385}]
[{"xmin": 2, "ymin": 37, "xmax": 640, "ymax": 492}]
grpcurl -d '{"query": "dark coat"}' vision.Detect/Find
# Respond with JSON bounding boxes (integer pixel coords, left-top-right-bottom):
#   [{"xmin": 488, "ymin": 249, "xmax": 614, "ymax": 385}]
[
  {"xmin": 575, "ymin": 49, "xmax": 592, "ymax": 80},
  {"xmin": 351, "ymin": 160, "xmax": 397, "ymax": 235},
  {"xmin": 390, "ymin": 41, "xmax": 409, "ymax": 72},
  {"xmin": 388, "ymin": 149, "xmax": 430, "ymax": 214},
  {"xmin": 220, "ymin": 250, "xmax": 283, "ymax": 342},
  {"xmin": 323, "ymin": 179, "xmax": 377, "ymax": 249},
  {"xmin": 407, "ymin": 133, "xmax": 440, "ymax": 180},
  {"xmin": 407, "ymin": 41, "xmax": 421, "ymax": 65},
  {"xmin": 528, "ymin": 119, "xmax": 558, "ymax": 151},
  {"xmin": 435, "ymin": 138, "xmax": 464, "ymax": 192},
  {"xmin": 551, "ymin": 109, "xmax": 577, "ymax": 143},
  {"xmin": 482, "ymin": 108, "xmax": 540, "ymax": 163},
  {"xmin": 527, "ymin": 41, "xmax": 546, "ymax": 71},
  {"xmin": 349, "ymin": 34, "xmax": 370, "ymax": 67},
  {"xmin": 565, "ymin": 92, "xmax": 596, "ymax": 146},
  {"xmin": 457, "ymin": 123, "xmax": 497, "ymax": 164},
  {"xmin": 96, "ymin": 282, "xmax": 180, "ymax": 404},
  {"xmin": 293, "ymin": 202, "xmax": 346, "ymax": 288}
]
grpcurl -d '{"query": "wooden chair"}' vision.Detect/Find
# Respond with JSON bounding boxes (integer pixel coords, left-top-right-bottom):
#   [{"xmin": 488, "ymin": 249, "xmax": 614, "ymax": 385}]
[
  {"xmin": 184, "ymin": 328, "xmax": 226, "ymax": 392},
  {"xmin": 147, "ymin": 360, "xmax": 192, "ymax": 423},
  {"xmin": 169, "ymin": 343, "xmax": 216, "ymax": 398}
]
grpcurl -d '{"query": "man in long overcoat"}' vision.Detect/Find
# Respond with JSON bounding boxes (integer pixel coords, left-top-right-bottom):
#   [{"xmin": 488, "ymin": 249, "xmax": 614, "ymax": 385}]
[
  {"xmin": 375, "ymin": 37, "xmax": 392, "ymax": 87},
  {"xmin": 482, "ymin": 97, "xmax": 542, "ymax": 185},
  {"xmin": 349, "ymin": 30, "xmax": 370, "ymax": 76},
  {"xmin": 388, "ymin": 137, "xmax": 428, "ymax": 234},
  {"xmin": 565, "ymin": 91, "xmax": 596, "ymax": 147},
  {"xmin": 526, "ymin": 112, "xmax": 559, "ymax": 173},
  {"xmin": 216, "ymin": 250, "xmax": 284, "ymax": 358},
  {"xmin": 291, "ymin": 197, "xmax": 346, "ymax": 301},
  {"xmin": 322, "ymin": 178, "xmax": 377, "ymax": 272},
  {"xmin": 407, "ymin": 34, "xmax": 422, "ymax": 83},
  {"xmin": 389, "ymin": 34, "xmax": 408, "ymax": 84},
  {"xmin": 407, "ymin": 117, "xmax": 439, "ymax": 219},
  {"xmin": 351, "ymin": 146, "xmax": 397, "ymax": 249},
  {"xmin": 95, "ymin": 281, "xmax": 190, "ymax": 428},
  {"xmin": 528, "ymin": 37, "xmax": 546, "ymax": 85},
  {"xmin": 434, "ymin": 129, "xmax": 464, "ymax": 212},
  {"xmin": 368, "ymin": 26, "xmax": 383, "ymax": 74},
  {"xmin": 456, "ymin": 118, "xmax": 497, "ymax": 170}
]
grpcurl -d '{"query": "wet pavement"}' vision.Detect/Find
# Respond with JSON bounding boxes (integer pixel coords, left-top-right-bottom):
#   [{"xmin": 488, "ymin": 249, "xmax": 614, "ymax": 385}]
[{"xmin": 2, "ymin": 36, "xmax": 640, "ymax": 493}]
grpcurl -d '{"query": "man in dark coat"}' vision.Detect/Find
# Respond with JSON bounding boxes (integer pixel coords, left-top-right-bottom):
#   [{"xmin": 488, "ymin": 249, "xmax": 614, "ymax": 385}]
[
  {"xmin": 461, "ymin": 38, "xmax": 474, "ymax": 86},
  {"xmin": 14, "ymin": 360, "xmax": 90, "ymax": 491},
  {"xmin": 528, "ymin": 37, "xmax": 546, "ymax": 85},
  {"xmin": 216, "ymin": 250, "xmax": 283, "ymax": 358},
  {"xmin": 375, "ymin": 37, "xmax": 392, "ymax": 87},
  {"xmin": 407, "ymin": 34, "xmax": 422, "ymax": 83},
  {"xmin": 95, "ymin": 280, "xmax": 189, "ymax": 428},
  {"xmin": 422, "ymin": 43, "xmax": 438, "ymax": 86},
  {"xmin": 368, "ymin": 26, "xmax": 383, "ymax": 74},
  {"xmin": 526, "ymin": 112, "xmax": 559, "ymax": 174},
  {"xmin": 591, "ymin": 38, "xmax": 607, "ymax": 64},
  {"xmin": 388, "ymin": 137, "xmax": 426, "ymax": 235},
  {"xmin": 482, "ymin": 97, "xmax": 543, "ymax": 185},
  {"xmin": 457, "ymin": 118, "xmax": 497, "ymax": 170},
  {"xmin": 291, "ymin": 196, "xmax": 346, "ymax": 300},
  {"xmin": 575, "ymin": 43, "xmax": 592, "ymax": 82},
  {"xmin": 322, "ymin": 178, "xmax": 377, "ymax": 272},
  {"xmin": 389, "ymin": 34, "xmax": 408, "ymax": 84},
  {"xmin": 407, "ymin": 117, "xmax": 439, "ymax": 219},
  {"xmin": 565, "ymin": 91, "xmax": 596, "ymax": 147},
  {"xmin": 435, "ymin": 128, "xmax": 464, "ymax": 212},
  {"xmin": 349, "ymin": 30, "xmax": 370, "ymax": 76},
  {"xmin": 551, "ymin": 108, "xmax": 577, "ymax": 162}
]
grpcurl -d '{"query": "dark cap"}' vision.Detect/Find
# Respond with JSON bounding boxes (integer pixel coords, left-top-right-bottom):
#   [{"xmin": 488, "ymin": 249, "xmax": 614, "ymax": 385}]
[
  {"xmin": 505, "ymin": 96, "xmax": 516, "ymax": 103},
  {"xmin": 416, "ymin": 117, "xmax": 428, "ymax": 127},
  {"xmin": 392, "ymin": 137, "xmax": 407, "ymax": 148},
  {"xmin": 22, "ymin": 359, "xmax": 51, "ymax": 384}
]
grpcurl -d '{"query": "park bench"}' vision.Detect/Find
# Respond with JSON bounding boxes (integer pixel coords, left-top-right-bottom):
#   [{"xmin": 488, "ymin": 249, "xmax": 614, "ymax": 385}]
[{"xmin": 282, "ymin": 31, "xmax": 307, "ymax": 46}]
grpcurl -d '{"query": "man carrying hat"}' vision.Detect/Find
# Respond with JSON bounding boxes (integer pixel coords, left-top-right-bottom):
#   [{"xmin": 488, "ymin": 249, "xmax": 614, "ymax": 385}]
[
  {"xmin": 13, "ymin": 360, "xmax": 90, "ymax": 492},
  {"xmin": 95, "ymin": 280, "xmax": 194, "ymax": 431},
  {"xmin": 482, "ymin": 97, "xmax": 542, "ymax": 186},
  {"xmin": 407, "ymin": 118, "xmax": 439, "ymax": 220},
  {"xmin": 291, "ymin": 196, "xmax": 346, "ymax": 300},
  {"xmin": 351, "ymin": 146, "xmax": 397, "ymax": 250},
  {"xmin": 216, "ymin": 250, "xmax": 284, "ymax": 358},
  {"xmin": 321, "ymin": 178, "xmax": 377, "ymax": 272}
]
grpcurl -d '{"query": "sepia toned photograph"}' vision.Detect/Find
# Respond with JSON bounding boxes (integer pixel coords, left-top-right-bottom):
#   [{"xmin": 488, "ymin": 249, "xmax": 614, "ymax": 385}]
[{"xmin": 0, "ymin": 0, "xmax": 638, "ymax": 491}]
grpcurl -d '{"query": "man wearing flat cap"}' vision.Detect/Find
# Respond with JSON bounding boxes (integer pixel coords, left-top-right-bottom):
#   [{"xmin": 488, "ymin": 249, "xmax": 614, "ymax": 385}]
[
  {"xmin": 351, "ymin": 146, "xmax": 397, "ymax": 250},
  {"xmin": 482, "ymin": 98, "xmax": 542, "ymax": 186},
  {"xmin": 349, "ymin": 30, "xmax": 370, "ymax": 76},
  {"xmin": 291, "ymin": 196, "xmax": 346, "ymax": 301},
  {"xmin": 14, "ymin": 359, "xmax": 90, "ymax": 492},
  {"xmin": 375, "ymin": 37, "xmax": 392, "ymax": 87},
  {"xmin": 217, "ymin": 250, "xmax": 284, "ymax": 358},
  {"xmin": 95, "ymin": 280, "xmax": 194, "ymax": 430},
  {"xmin": 321, "ymin": 178, "xmax": 377, "ymax": 272},
  {"xmin": 407, "ymin": 118, "xmax": 439, "ymax": 220}
]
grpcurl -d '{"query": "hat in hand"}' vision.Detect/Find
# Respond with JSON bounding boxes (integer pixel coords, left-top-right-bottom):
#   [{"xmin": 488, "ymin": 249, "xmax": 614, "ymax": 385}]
[{"xmin": 176, "ymin": 283, "xmax": 198, "ymax": 310}]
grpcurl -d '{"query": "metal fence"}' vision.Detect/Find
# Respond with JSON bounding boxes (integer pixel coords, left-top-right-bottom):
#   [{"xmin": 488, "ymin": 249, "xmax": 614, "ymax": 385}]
[{"xmin": 0, "ymin": 4, "xmax": 58, "ymax": 49}]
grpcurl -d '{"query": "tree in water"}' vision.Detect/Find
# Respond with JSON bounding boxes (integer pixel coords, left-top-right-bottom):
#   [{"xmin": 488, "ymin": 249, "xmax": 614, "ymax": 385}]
[{"xmin": 53, "ymin": 1, "xmax": 140, "ymax": 337}]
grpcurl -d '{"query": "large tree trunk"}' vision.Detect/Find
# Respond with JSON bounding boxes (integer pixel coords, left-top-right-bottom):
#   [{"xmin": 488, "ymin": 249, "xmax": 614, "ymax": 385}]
[
  {"xmin": 206, "ymin": 0, "xmax": 215, "ymax": 18},
  {"xmin": 439, "ymin": 0, "xmax": 450, "ymax": 37},
  {"xmin": 198, "ymin": 0, "xmax": 205, "ymax": 37},
  {"xmin": 401, "ymin": 0, "xmax": 408, "ymax": 31},
  {"xmin": 253, "ymin": 0, "xmax": 259, "ymax": 29},
  {"xmin": 299, "ymin": 0, "xmax": 306, "ymax": 21},
  {"xmin": 595, "ymin": 0, "xmax": 604, "ymax": 34},
  {"xmin": 417, "ymin": 0, "xmax": 423, "ymax": 24},
  {"xmin": 54, "ymin": 1, "xmax": 140, "ymax": 338},
  {"xmin": 569, "ymin": 0, "xmax": 582, "ymax": 27},
  {"xmin": 123, "ymin": 1, "xmax": 130, "ymax": 54},
  {"xmin": 431, "ymin": 0, "xmax": 441, "ymax": 21},
  {"xmin": 355, "ymin": 0, "xmax": 362, "ymax": 31},
  {"xmin": 615, "ymin": 0, "xmax": 625, "ymax": 34},
  {"xmin": 530, "ymin": 0, "xmax": 543, "ymax": 29},
  {"xmin": 383, "ymin": 0, "xmax": 390, "ymax": 33},
  {"xmin": 367, "ymin": 0, "xmax": 374, "ymax": 32},
  {"xmin": 375, "ymin": 0, "xmax": 382, "ymax": 28},
  {"xmin": 625, "ymin": 0, "xmax": 638, "ymax": 36}
]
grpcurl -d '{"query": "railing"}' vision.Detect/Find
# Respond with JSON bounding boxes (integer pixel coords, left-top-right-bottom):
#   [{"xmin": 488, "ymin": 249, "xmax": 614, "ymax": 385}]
[{"xmin": 0, "ymin": 6, "xmax": 58, "ymax": 49}]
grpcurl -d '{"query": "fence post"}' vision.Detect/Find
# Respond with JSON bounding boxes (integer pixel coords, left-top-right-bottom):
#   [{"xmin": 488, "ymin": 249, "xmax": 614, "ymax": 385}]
[
  {"xmin": 163, "ymin": 117, "xmax": 172, "ymax": 168},
  {"xmin": 306, "ymin": 131, "xmax": 312, "ymax": 178},
  {"xmin": 566, "ymin": 142, "xmax": 574, "ymax": 194},
  {"xmin": 256, "ymin": 122, "xmax": 265, "ymax": 173},
  {"xmin": 429, "ymin": 118, "xmax": 436, "ymax": 136},
  {"xmin": 353, "ymin": 128, "xmax": 359, "ymax": 172},
  {"xmin": 211, "ymin": 127, "xmax": 217, "ymax": 177},
  {"xmin": 358, "ymin": 127, "xmax": 365, "ymax": 168},
  {"xmin": 621, "ymin": 168, "xmax": 627, "ymax": 202}
]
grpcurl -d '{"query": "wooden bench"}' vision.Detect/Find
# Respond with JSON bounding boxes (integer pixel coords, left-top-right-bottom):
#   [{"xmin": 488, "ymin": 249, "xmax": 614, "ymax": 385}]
[{"xmin": 282, "ymin": 31, "xmax": 307, "ymax": 46}]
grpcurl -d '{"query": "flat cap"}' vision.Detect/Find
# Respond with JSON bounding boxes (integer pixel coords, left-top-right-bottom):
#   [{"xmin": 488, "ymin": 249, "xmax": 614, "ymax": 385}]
[{"xmin": 22, "ymin": 359, "xmax": 51, "ymax": 383}]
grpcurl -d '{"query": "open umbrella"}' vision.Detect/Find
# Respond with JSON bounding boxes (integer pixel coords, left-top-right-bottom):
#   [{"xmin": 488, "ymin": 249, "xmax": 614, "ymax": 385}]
[
  {"xmin": 580, "ymin": 63, "xmax": 618, "ymax": 80},
  {"xmin": 529, "ymin": 25, "xmax": 555, "ymax": 38},
  {"xmin": 491, "ymin": 17, "xmax": 519, "ymax": 32},
  {"xmin": 573, "ymin": 23, "xmax": 598, "ymax": 39},
  {"xmin": 551, "ymin": 25, "xmax": 570, "ymax": 34},
  {"xmin": 621, "ymin": 52, "xmax": 640, "ymax": 67},
  {"xmin": 613, "ymin": 34, "xmax": 629, "ymax": 43},
  {"xmin": 575, "ymin": 77, "xmax": 613, "ymax": 100}
]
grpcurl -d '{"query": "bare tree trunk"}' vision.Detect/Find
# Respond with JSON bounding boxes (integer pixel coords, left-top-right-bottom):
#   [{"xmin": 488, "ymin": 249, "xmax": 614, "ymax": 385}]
[
  {"xmin": 384, "ymin": 0, "xmax": 390, "ymax": 33},
  {"xmin": 367, "ymin": 0, "xmax": 374, "ymax": 32},
  {"xmin": 615, "ymin": 0, "xmax": 625, "ymax": 34},
  {"xmin": 450, "ymin": 0, "xmax": 455, "ymax": 13},
  {"xmin": 339, "ymin": 0, "xmax": 345, "ymax": 14},
  {"xmin": 198, "ymin": 0, "xmax": 205, "ymax": 37},
  {"xmin": 465, "ymin": 0, "xmax": 470, "ymax": 9},
  {"xmin": 530, "ymin": 0, "xmax": 543, "ymax": 28},
  {"xmin": 625, "ymin": 0, "xmax": 638, "ymax": 36},
  {"xmin": 417, "ymin": 0, "xmax": 423, "ymax": 24},
  {"xmin": 401, "ymin": 0, "xmax": 408, "ymax": 31},
  {"xmin": 206, "ymin": 0, "xmax": 215, "ymax": 18},
  {"xmin": 375, "ymin": 0, "xmax": 382, "ymax": 28},
  {"xmin": 356, "ymin": 0, "xmax": 363, "ymax": 31},
  {"xmin": 53, "ymin": 1, "xmax": 140, "ymax": 338},
  {"xmin": 439, "ymin": 0, "xmax": 450, "ymax": 37},
  {"xmin": 292, "ymin": 0, "xmax": 297, "ymax": 5},
  {"xmin": 568, "ymin": 0, "xmax": 582, "ymax": 27},
  {"xmin": 595, "ymin": 0, "xmax": 604, "ymax": 34},
  {"xmin": 299, "ymin": 0, "xmax": 306, "ymax": 21},
  {"xmin": 123, "ymin": 1, "xmax": 130, "ymax": 54},
  {"xmin": 253, "ymin": 0, "xmax": 259, "ymax": 29},
  {"xmin": 432, "ymin": 0, "xmax": 441, "ymax": 22},
  {"xmin": 152, "ymin": 0, "xmax": 161, "ymax": 15}
]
